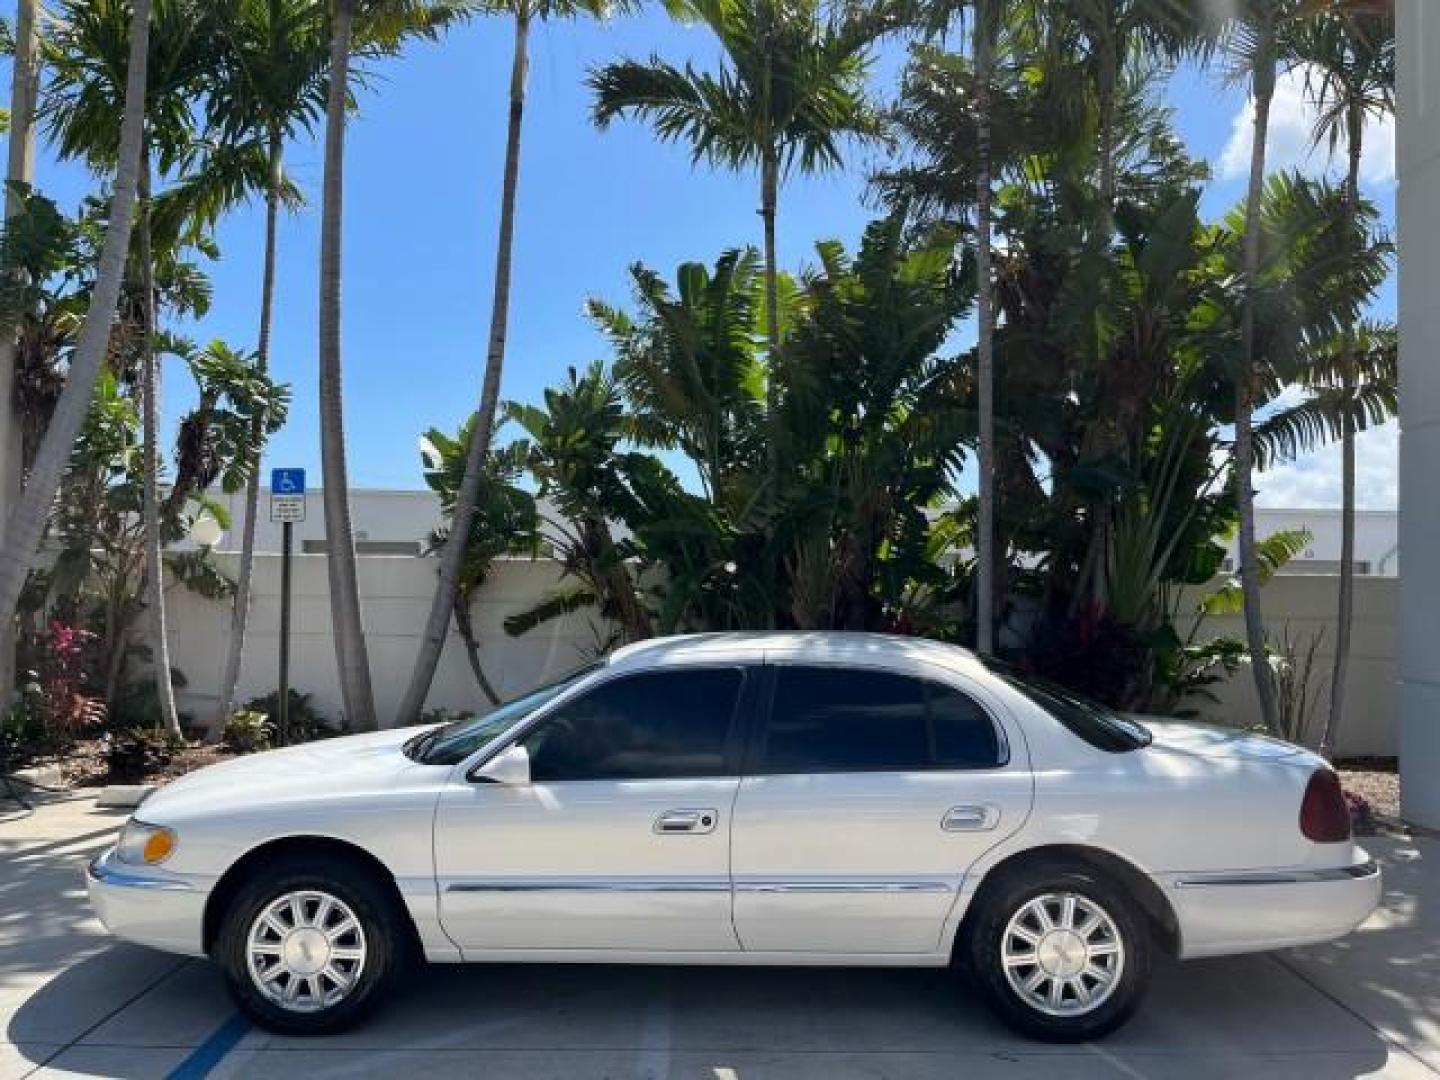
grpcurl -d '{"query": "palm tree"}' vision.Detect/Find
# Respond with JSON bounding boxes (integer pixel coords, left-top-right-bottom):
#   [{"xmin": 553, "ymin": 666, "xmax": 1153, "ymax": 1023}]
[
  {"xmin": 43, "ymin": 0, "xmax": 219, "ymax": 736},
  {"xmin": 504, "ymin": 364, "xmax": 655, "ymax": 645},
  {"xmin": 0, "ymin": 0, "xmax": 40, "ymax": 715},
  {"xmin": 318, "ymin": 0, "xmax": 462, "ymax": 728},
  {"xmin": 397, "ymin": 0, "xmax": 612, "ymax": 725},
  {"xmin": 1294, "ymin": 6, "xmax": 1393, "ymax": 755},
  {"xmin": 0, "ymin": 0, "xmax": 153, "ymax": 681},
  {"xmin": 589, "ymin": 0, "xmax": 902, "ymax": 436},
  {"xmin": 205, "ymin": 0, "xmax": 329, "ymax": 728},
  {"xmin": 317, "ymin": 0, "xmax": 375, "ymax": 729},
  {"xmin": 419, "ymin": 423, "xmax": 539, "ymax": 704},
  {"xmin": 1227, "ymin": 0, "xmax": 1300, "ymax": 733}
]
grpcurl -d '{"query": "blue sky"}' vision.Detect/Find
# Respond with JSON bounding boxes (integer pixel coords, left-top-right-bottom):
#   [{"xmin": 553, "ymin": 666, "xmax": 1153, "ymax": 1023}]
[{"xmin": 15, "ymin": 9, "xmax": 1398, "ymax": 505}]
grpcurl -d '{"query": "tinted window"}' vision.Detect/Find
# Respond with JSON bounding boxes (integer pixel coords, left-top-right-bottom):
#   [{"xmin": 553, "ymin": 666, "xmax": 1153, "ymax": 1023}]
[
  {"xmin": 980, "ymin": 659, "xmax": 1151, "ymax": 753},
  {"xmin": 522, "ymin": 668, "xmax": 744, "ymax": 782},
  {"xmin": 761, "ymin": 667, "xmax": 1003, "ymax": 773}
]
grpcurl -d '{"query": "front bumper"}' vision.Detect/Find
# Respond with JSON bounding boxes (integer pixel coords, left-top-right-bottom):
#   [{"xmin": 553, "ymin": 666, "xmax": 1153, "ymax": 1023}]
[
  {"xmin": 1164, "ymin": 847, "xmax": 1382, "ymax": 959},
  {"xmin": 86, "ymin": 847, "xmax": 208, "ymax": 957}
]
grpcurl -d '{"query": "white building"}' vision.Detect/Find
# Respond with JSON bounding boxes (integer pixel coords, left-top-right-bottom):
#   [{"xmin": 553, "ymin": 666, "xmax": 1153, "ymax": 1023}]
[{"xmin": 207, "ymin": 488, "xmax": 1400, "ymax": 580}]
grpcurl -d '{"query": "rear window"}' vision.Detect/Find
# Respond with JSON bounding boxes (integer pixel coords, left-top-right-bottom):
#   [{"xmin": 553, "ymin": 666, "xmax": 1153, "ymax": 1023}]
[
  {"xmin": 981, "ymin": 659, "xmax": 1151, "ymax": 753},
  {"xmin": 760, "ymin": 666, "xmax": 1005, "ymax": 773}
]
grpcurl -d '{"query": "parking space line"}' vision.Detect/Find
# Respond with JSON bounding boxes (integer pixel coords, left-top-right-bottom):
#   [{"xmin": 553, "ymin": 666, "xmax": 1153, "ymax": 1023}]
[
  {"xmin": 166, "ymin": 1013, "xmax": 251, "ymax": 1080},
  {"xmin": 635, "ymin": 978, "xmax": 673, "ymax": 1080},
  {"xmin": 1085, "ymin": 1042, "xmax": 1152, "ymax": 1079}
]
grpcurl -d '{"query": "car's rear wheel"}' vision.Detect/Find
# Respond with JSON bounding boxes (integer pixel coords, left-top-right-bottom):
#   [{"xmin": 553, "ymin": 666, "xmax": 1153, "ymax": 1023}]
[
  {"xmin": 216, "ymin": 855, "xmax": 405, "ymax": 1035},
  {"xmin": 963, "ymin": 861, "xmax": 1151, "ymax": 1041}
]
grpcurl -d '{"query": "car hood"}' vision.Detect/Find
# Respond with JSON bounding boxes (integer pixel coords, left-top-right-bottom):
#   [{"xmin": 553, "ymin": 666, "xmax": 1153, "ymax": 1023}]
[
  {"xmin": 1136, "ymin": 717, "xmax": 1317, "ymax": 763},
  {"xmin": 139, "ymin": 726, "xmax": 442, "ymax": 821}
]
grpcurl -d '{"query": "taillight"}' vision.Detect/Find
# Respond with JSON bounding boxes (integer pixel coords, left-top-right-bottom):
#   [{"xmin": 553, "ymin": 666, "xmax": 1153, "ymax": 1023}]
[{"xmin": 1300, "ymin": 769, "xmax": 1351, "ymax": 843}]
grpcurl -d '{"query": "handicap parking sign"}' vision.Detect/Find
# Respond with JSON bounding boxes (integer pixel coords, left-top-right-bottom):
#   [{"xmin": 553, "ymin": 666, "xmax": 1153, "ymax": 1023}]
[
  {"xmin": 270, "ymin": 468, "xmax": 307, "ymax": 523},
  {"xmin": 272, "ymin": 468, "xmax": 305, "ymax": 495}
]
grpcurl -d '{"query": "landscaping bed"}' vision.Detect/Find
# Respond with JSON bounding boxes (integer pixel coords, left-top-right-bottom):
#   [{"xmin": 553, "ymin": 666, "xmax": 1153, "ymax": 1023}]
[{"xmin": 1335, "ymin": 757, "xmax": 1401, "ymax": 830}]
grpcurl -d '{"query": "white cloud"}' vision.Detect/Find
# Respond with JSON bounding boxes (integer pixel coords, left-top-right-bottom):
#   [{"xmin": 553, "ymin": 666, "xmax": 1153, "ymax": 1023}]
[
  {"xmin": 1218, "ymin": 65, "xmax": 1395, "ymax": 188},
  {"xmin": 1256, "ymin": 419, "xmax": 1398, "ymax": 509}
]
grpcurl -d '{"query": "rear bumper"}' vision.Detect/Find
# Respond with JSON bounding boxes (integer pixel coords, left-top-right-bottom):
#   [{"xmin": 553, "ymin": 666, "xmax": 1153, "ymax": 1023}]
[
  {"xmin": 86, "ymin": 847, "xmax": 208, "ymax": 957},
  {"xmin": 1163, "ymin": 848, "xmax": 1381, "ymax": 959}
]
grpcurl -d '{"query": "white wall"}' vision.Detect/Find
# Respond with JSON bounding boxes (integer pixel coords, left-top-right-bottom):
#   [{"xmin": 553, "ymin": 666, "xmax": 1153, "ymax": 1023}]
[
  {"xmin": 1180, "ymin": 576, "xmax": 1397, "ymax": 758},
  {"xmin": 165, "ymin": 554, "xmax": 609, "ymax": 729},
  {"xmin": 163, "ymin": 556, "xmax": 1397, "ymax": 756}
]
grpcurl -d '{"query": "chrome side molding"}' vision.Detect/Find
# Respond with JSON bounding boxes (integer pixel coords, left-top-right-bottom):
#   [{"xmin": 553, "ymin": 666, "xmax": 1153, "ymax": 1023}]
[
  {"xmin": 1173, "ymin": 860, "xmax": 1380, "ymax": 889},
  {"xmin": 734, "ymin": 880, "xmax": 952, "ymax": 894},
  {"xmin": 445, "ymin": 877, "xmax": 954, "ymax": 895},
  {"xmin": 446, "ymin": 877, "xmax": 730, "ymax": 894}
]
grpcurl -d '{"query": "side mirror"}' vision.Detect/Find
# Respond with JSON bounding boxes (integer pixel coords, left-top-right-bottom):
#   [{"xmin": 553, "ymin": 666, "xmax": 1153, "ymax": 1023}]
[{"xmin": 473, "ymin": 743, "xmax": 530, "ymax": 786}]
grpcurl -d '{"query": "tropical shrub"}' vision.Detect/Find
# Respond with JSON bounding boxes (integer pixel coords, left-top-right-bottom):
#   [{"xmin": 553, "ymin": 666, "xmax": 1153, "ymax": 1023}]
[
  {"xmin": 32, "ymin": 621, "xmax": 105, "ymax": 745},
  {"xmin": 105, "ymin": 727, "xmax": 183, "ymax": 784},
  {"xmin": 221, "ymin": 709, "xmax": 273, "ymax": 753},
  {"xmin": 243, "ymin": 689, "xmax": 339, "ymax": 744}
]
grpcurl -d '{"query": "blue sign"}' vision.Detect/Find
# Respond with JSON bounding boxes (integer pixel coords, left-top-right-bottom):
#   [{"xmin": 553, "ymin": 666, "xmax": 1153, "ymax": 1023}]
[{"xmin": 271, "ymin": 468, "xmax": 306, "ymax": 495}]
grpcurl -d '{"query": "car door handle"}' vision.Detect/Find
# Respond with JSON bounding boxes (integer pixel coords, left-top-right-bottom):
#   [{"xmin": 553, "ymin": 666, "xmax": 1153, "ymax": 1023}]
[
  {"xmin": 653, "ymin": 809, "xmax": 717, "ymax": 835},
  {"xmin": 942, "ymin": 804, "xmax": 999, "ymax": 832}
]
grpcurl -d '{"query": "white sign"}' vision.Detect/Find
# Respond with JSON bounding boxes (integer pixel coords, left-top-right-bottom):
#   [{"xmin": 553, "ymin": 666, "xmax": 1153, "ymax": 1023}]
[{"xmin": 270, "ymin": 494, "xmax": 306, "ymax": 523}]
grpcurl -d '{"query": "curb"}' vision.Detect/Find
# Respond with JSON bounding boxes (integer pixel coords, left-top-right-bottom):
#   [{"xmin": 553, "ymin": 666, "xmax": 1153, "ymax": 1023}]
[{"xmin": 95, "ymin": 784, "xmax": 155, "ymax": 809}]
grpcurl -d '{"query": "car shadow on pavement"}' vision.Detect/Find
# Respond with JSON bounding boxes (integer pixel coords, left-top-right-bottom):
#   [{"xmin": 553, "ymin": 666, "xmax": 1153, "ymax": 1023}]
[{"xmin": 8, "ymin": 950, "xmax": 1411, "ymax": 1079}]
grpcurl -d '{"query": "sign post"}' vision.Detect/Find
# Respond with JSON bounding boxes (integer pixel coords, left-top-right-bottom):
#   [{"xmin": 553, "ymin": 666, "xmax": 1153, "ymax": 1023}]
[{"xmin": 269, "ymin": 469, "xmax": 306, "ymax": 746}]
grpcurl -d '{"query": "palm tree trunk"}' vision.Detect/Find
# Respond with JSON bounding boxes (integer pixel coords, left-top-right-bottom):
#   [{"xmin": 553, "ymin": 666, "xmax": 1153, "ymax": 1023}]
[
  {"xmin": 213, "ymin": 126, "xmax": 284, "ymax": 731},
  {"xmin": 137, "ymin": 148, "xmax": 181, "ymax": 737},
  {"xmin": 974, "ymin": 0, "xmax": 996, "ymax": 655},
  {"xmin": 0, "ymin": 0, "xmax": 151, "ymax": 673},
  {"xmin": 396, "ymin": 8, "xmax": 530, "ymax": 724},
  {"xmin": 319, "ymin": 0, "xmax": 377, "ymax": 729},
  {"xmin": 452, "ymin": 588, "xmax": 501, "ymax": 707},
  {"xmin": 0, "ymin": 0, "xmax": 39, "ymax": 716},
  {"xmin": 1096, "ymin": 17, "xmax": 1117, "ymax": 237},
  {"xmin": 1236, "ymin": 19, "xmax": 1280, "ymax": 733},
  {"xmin": 760, "ymin": 147, "xmax": 781, "ymax": 378},
  {"xmin": 760, "ymin": 145, "xmax": 781, "ymax": 630},
  {"xmin": 1321, "ymin": 104, "xmax": 1366, "ymax": 758}
]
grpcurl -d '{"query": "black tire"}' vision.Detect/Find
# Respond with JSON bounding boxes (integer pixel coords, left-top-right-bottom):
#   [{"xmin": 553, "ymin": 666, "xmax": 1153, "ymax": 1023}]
[
  {"xmin": 962, "ymin": 859, "xmax": 1152, "ymax": 1042},
  {"xmin": 215, "ymin": 853, "xmax": 408, "ymax": 1036}
]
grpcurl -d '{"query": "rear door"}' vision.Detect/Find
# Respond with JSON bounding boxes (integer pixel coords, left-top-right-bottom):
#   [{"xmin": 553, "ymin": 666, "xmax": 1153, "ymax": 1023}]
[
  {"xmin": 731, "ymin": 662, "xmax": 1032, "ymax": 954},
  {"xmin": 434, "ymin": 665, "xmax": 751, "ymax": 953}
]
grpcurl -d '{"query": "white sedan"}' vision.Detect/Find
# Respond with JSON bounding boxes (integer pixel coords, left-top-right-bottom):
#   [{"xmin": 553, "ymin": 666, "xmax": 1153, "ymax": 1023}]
[{"xmin": 87, "ymin": 633, "xmax": 1379, "ymax": 1041}]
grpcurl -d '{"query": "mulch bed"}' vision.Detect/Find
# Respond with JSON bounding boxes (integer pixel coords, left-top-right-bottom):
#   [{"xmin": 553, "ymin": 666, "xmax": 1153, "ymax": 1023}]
[
  {"xmin": 1335, "ymin": 757, "xmax": 1402, "ymax": 833},
  {"xmin": 25, "ymin": 737, "xmax": 239, "ymax": 789}
]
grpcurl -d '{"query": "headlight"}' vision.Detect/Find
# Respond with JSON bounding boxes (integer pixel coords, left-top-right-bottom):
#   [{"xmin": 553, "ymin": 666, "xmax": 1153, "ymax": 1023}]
[{"xmin": 116, "ymin": 820, "xmax": 177, "ymax": 865}]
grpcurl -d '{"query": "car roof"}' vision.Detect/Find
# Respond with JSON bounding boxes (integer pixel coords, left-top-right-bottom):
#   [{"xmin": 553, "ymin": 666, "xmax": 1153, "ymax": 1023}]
[{"xmin": 606, "ymin": 632, "xmax": 984, "ymax": 676}]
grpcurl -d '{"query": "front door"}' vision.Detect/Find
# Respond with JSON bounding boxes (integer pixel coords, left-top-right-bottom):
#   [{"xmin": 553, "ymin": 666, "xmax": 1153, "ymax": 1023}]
[
  {"xmin": 434, "ymin": 665, "xmax": 750, "ymax": 953},
  {"xmin": 731, "ymin": 663, "xmax": 1033, "ymax": 954}
]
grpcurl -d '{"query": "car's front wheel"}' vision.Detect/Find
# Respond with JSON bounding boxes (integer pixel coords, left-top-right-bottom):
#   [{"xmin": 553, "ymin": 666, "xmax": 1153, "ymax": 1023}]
[
  {"xmin": 964, "ymin": 860, "xmax": 1152, "ymax": 1041},
  {"xmin": 215, "ymin": 855, "xmax": 405, "ymax": 1035}
]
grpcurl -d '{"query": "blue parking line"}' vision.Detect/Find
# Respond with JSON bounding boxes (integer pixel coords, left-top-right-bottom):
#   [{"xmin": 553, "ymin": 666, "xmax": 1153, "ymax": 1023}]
[{"xmin": 166, "ymin": 1013, "xmax": 251, "ymax": 1080}]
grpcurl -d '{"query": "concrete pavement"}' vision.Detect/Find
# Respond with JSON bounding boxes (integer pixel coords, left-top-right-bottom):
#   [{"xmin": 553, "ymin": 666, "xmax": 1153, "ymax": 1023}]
[{"xmin": 2, "ymin": 790, "xmax": 1435, "ymax": 1079}]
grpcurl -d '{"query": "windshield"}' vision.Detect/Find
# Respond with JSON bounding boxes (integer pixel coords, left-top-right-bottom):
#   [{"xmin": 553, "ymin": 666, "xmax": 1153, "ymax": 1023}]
[
  {"xmin": 981, "ymin": 659, "xmax": 1151, "ymax": 753},
  {"xmin": 405, "ymin": 664, "xmax": 600, "ymax": 766}
]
